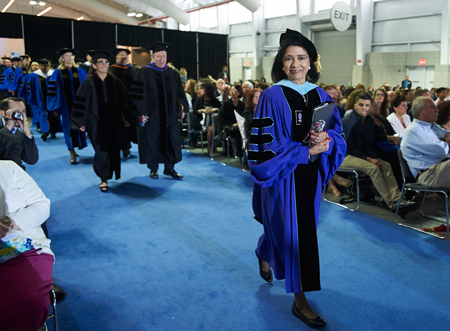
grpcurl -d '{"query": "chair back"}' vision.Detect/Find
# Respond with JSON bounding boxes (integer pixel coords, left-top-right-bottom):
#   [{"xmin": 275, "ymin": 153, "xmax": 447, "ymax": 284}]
[
  {"xmin": 398, "ymin": 149, "xmax": 415, "ymax": 182},
  {"xmin": 212, "ymin": 113, "xmax": 219, "ymax": 135}
]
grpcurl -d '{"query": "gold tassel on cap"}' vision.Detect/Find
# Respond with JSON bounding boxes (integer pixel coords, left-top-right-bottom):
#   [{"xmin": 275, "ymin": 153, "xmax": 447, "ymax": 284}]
[{"xmin": 315, "ymin": 55, "xmax": 322, "ymax": 73}]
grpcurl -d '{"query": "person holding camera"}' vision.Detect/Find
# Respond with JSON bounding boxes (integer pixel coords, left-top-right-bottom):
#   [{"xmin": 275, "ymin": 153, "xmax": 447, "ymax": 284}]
[{"xmin": 0, "ymin": 97, "xmax": 38, "ymax": 170}]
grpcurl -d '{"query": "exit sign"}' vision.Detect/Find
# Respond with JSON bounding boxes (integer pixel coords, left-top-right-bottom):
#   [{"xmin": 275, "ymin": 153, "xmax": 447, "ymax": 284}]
[{"xmin": 419, "ymin": 59, "xmax": 426, "ymax": 66}]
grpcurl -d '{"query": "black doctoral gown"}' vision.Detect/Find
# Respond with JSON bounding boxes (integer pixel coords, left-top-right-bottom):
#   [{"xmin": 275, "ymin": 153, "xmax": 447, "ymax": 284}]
[
  {"xmin": 71, "ymin": 74, "xmax": 132, "ymax": 180},
  {"xmin": 129, "ymin": 65, "xmax": 189, "ymax": 165},
  {"xmin": 109, "ymin": 64, "xmax": 139, "ymax": 144}
]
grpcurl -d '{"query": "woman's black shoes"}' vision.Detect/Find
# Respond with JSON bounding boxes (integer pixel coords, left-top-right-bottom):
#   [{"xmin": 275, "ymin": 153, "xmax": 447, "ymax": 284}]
[
  {"xmin": 292, "ymin": 302, "xmax": 327, "ymax": 329},
  {"xmin": 255, "ymin": 250, "xmax": 273, "ymax": 282}
]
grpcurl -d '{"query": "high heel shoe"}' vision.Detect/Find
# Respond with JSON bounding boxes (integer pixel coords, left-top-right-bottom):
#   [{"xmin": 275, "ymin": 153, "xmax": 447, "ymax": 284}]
[
  {"xmin": 69, "ymin": 149, "xmax": 77, "ymax": 165},
  {"xmin": 100, "ymin": 180, "xmax": 108, "ymax": 192},
  {"xmin": 292, "ymin": 302, "xmax": 327, "ymax": 329},
  {"xmin": 255, "ymin": 250, "xmax": 273, "ymax": 282}
]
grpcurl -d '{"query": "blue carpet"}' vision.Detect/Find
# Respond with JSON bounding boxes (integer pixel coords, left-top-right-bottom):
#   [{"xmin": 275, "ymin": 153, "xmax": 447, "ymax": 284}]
[{"xmin": 27, "ymin": 131, "xmax": 450, "ymax": 331}]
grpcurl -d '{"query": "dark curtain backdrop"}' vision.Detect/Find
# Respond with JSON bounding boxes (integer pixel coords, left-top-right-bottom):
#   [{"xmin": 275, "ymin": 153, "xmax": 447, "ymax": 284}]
[
  {"xmin": 74, "ymin": 21, "xmax": 116, "ymax": 61},
  {"xmin": 163, "ymin": 29, "xmax": 197, "ymax": 80},
  {"xmin": 23, "ymin": 16, "xmax": 72, "ymax": 61},
  {"xmin": 117, "ymin": 24, "xmax": 162, "ymax": 48},
  {"xmin": 0, "ymin": 13, "xmax": 22, "ymax": 38},
  {"xmin": 197, "ymin": 33, "xmax": 228, "ymax": 80}
]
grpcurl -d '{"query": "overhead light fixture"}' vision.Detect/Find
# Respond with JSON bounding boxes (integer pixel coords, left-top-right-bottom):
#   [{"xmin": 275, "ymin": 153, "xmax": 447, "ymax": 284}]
[
  {"xmin": 29, "ymin": 0, "xmax": 37, "ymax": 5},
  {"xmin": 38, "ymin": 1, "xmax": 45, "ymax": 5},
  {"xmin": 1, "ymin": 0, "xmax": 15, "ymax": 13},
  {"xmin": 76, "ymin": 16, "xmax": 84, "ymax": 21},
  {"xmin": 136, "ymin": 12, "xmax": 143, "ymax": 18},
  {"xmin": 37, "ymin": 6, "xmax": 51, "ymax": 16}
]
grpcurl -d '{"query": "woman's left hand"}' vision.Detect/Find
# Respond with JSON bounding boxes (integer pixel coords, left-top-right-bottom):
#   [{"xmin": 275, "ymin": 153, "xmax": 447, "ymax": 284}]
[{"xmin": 310, "ymin": 131, "xmax": 329, "ymax": 145}]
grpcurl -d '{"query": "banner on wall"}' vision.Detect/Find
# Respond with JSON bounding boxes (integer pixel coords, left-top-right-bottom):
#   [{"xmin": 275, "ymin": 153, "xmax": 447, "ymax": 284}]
[{"xmin": 0, "ymin": 38, "xmax": 24, "ymax": 58}]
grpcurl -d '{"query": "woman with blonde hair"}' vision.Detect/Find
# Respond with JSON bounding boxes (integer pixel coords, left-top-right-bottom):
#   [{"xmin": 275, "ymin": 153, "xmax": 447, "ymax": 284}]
[
  {"xmin": 180, "ymin": 67, "xmax": 187, "ymax": 82},
  {"xmin": 47, "ymin": 48, "xmax": 88, "ymax": 164}
]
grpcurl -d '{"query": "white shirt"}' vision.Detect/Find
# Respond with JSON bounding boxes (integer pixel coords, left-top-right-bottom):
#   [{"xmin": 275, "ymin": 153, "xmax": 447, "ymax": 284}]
[
  {"xmin": 0, "ymin": 161, "xmax": 53, "ymax": 259},
  {"xmin": 401, "ymin": 119, "xmax": 450, "ymax": 177},
  {"xmin": 387, "ymin": 112, "xmax": 411, "ymax": 137}
]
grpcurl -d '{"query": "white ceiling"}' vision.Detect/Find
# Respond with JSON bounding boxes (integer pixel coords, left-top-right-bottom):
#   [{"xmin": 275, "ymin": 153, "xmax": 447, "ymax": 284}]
[{"xmin": 0, "ymin": 0, "xmax": 222, "ymax": 24}]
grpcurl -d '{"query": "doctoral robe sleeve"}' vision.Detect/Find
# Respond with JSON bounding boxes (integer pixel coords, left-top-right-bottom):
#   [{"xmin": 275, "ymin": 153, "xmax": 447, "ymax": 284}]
[
  {"xmin": 8, "ymin": 67, "xmax": 22, "ymax": 92},
  {"xmin": 71, "ymin": 79, "xmax": 92, "ymax": 130},
  {"xmin": 0, "ymin": 68, "xmax": 10, "ymax": 90},
  {"xmin": 248, "ymin": 89, "xmax": 311, "ymax": 187},
  {"xmin": 316, "ymin": 89, "xmax": 347, "ymax": 184},
  {"xmin": 129, "ymin": 68, "xmax": 148, "ymax": 116},
  {"xmin": 47, "ymin": 70, "xmax": 62, "ymax": 113}
]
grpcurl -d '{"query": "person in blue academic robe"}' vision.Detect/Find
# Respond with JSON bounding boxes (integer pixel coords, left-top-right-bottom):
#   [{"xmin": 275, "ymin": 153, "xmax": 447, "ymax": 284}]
[
  {"xmin": 27, "ymin": 59, "xmax": 57, "ymax": 141},
  {"xmin": 0, "ymin": 57, "xmax": 21, "ymax": 96},
  {"xmin": 9, "ymin": 55, "xmax": 30, "ymax": 97},
  {"xmin": 47, "ymin": 48, "xmax": 88, "ymax": 164},
  {"xmin": 249, "ymin": 29, "xmax": 346, "ymax": 329}
]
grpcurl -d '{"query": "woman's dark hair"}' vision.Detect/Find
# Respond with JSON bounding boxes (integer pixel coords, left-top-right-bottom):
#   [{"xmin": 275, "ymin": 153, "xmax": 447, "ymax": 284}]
[
  {"xmin": 343, "ymin": 86, "xmax": 356, "ymax": 99},
  {"xmin": 200, "ymin": 82, "xmax": 215, "ymax": 100},
  {"xmin": 245, "ymin": 88, "xmax": 263, "ymax": 109},
  {"xmin": 233, "ymin": 84, "xmax": 243, "ymax": 97},
  {"xmin": 345, "ymin": 90, "xmax": 364, "ymax": 111},
  {"xmin": 271, "ymin": 40, "xmax": 320, "ymax": 84},
  {"xmin": 88, "ymin": 62, "xmax": 113, "ymax": 78},
  {"xmin": 391, "ymin": 94, "xmax": 407, "ymax": 108},
  {"xmin": 437, "ymin": 101, "xmax": 450, "ymax": 126},
  {"xmin": 374, "ymin": 88, "xmax": 389, "ymax": 117}
]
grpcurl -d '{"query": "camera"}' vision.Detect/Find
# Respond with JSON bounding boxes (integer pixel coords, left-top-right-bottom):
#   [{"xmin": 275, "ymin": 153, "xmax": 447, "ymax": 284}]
[{"xmin": 12, "ymin": 112, "xmax": 23, "ymax": 121}]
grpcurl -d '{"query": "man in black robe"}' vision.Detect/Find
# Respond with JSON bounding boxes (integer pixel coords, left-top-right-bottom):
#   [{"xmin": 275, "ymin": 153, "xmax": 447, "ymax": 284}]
[
  {"xmin": 130, "ymin": 42, "xmax": 189, "ymax": 179},
  {"xmin": 109, "ymin": 48, "xmax": 139, "ymax": 157}
]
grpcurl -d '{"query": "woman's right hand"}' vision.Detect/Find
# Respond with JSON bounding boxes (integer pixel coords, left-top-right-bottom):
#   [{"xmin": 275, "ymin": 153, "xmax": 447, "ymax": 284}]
[
  {"xmin": 309, "ymin": 139, "xmax": 330, "ymax": 155},
  {"xmin": 79, "ymin": 126, "xmax": 86, "ymax": 132}
]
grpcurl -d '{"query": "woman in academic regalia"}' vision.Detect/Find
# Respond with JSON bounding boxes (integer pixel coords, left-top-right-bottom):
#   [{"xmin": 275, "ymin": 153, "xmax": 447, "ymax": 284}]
[
  {"xmin": 71, "ymin": 51, "xmax": 133, "ymax": 192},
  {"xmin": 47, "ymin": 48, "xmax": 88, "ymax": 164},
  {"xmin": 249, "ymin": 29, "xmax": 347, "ymax": 328}
]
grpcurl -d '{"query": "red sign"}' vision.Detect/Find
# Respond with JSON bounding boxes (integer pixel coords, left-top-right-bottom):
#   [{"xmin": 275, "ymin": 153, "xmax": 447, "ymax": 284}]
[
  {"xmin": 357, "ymin": 59, "xmax": 362, "ymax": 63},
  {"xmin": 248, "ymin": 62, "xmax": 252, "ymax": 67},
  {"xmin": 419, "ymin": 59, "xmax": 426, "ymax": 66}
]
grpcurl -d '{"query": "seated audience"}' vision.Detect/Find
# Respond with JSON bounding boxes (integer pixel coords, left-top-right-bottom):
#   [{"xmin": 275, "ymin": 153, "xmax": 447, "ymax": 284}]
[
  {"xmin": 430, "ymin": 88, "xmax": 437, "ymax": 101},
  {"xmin": 0, "ymin": 97, "xmax": 38, "ymax": 170},
  {"xmin": 340, "ymin": 92, "xmax": 417, "ymax": 214},
  {"xmin": 241, "ymin": 81, "xmax": 253, "ymax": 104},
  {"xmin": 369, "ymin": 97, "xmax": 403, "ymax": 189},
  {"xmin": 0, "ymin": 160, "xmax": 53, "ymax": 331},
  {"xmin": 401, "ymin": 97, "xmax": 450, "ymax": 188},
  {"xmin": 214, "ymin": 78, "xmax": 225, "ymax": 98},
  {"xmin": 374, "ymin": 88, "xmax": 389, "ymax": 117},
  {"xmin": 387, "ymin": 91, "xmax": 395, "ymax": 104},
  {"xmin": 218, "ymin": 84, "xmax": 230, "ymax": 103},
  {"xmin": 193, "ymin": 82, "xmax": 221, "ymax": 155},
  {"xmin": 434, "ymin": 101, "xmax": 450, "ymax": 137},
  {"xmin": 355, "ymin": 83, "xmax": 366, "ymax": 92},
  {"xmin": 340, "ymin": 86, "xmax": 355, "ymax": 111},
  {"xmin": 243, "ymin": 88, "xmax": 262, "ymax": 143},
  {"xmin": 387, "ymin": 95, "xmax": 410, "ymax": 137},
  {"xmin": 218, "ymin": 84, "xmax": 245, "ymax": 157},
  {"xmin": 434, "ymin": 87, "xmax": 448, "ymax": 106},
  {"xmin": 324, "ymin": 84, "xmax": 343, "ymax": 117}
]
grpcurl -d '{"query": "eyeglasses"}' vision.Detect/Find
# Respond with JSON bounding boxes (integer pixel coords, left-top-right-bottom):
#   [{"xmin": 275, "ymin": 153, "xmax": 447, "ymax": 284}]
[
  {"xmin": 375, "ymin": 93, "xmax": 384, "ymax": 97},
  {"xmin": 96, "ymin": 60, "xmax": 110, "ymax": 65}
]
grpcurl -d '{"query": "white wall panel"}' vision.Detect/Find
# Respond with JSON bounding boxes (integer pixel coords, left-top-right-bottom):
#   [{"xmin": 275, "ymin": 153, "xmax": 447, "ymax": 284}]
[
  {"xmin": 230, "ymin": 36, "xmax": 254, "ymax": 51},
  {"xmin": 230, "ymin": 23, "xmax": 254, "ymax": 35},
  {"xmin": 265, "ymin": 15, "xmax": 298, "ymax": 30},
  {"xmin": 373, "ymin": 0, "xmax": 442, "ymax": 20},
  {"xmin": 372, "ymin": 17, "xmax": 441, "ymax": 44}
]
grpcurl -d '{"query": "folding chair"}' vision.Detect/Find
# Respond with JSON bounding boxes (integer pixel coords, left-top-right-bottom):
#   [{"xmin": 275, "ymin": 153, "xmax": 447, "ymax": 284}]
[
  {"xmin": 395, "ymin": 149, "xmax": 449, "ymax": 238},
  {"xmin": 323, "ymin": 168, "xmax": 361, "ymax": 212},
  {"xmin": 42, "ymin": 289, "xmax": 58, "ymax": 331},
  {"xmin": 211, "ymin": 113, "xmax": 230, "ymax": 164},
  {"xmin": 187, "ymin": 110, "xmax": 204, "ymax": 154}
]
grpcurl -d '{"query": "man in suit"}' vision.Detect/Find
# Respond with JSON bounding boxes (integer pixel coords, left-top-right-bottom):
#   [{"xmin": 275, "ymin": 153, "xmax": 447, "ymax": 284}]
[
  {"xmin": 0, "ymin": 97, "xmax": 38, "ymax": 170},
  {"xmin": 401, "ymin": 75, "xmax": 412, "ymax": 88},
  {"xmin": 218, "ymin": 65, "xmax": 228, "ymax": 80},
  {"xmin": 0, "ymin": 129, "xmax": 21, "ymax": 167}
]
